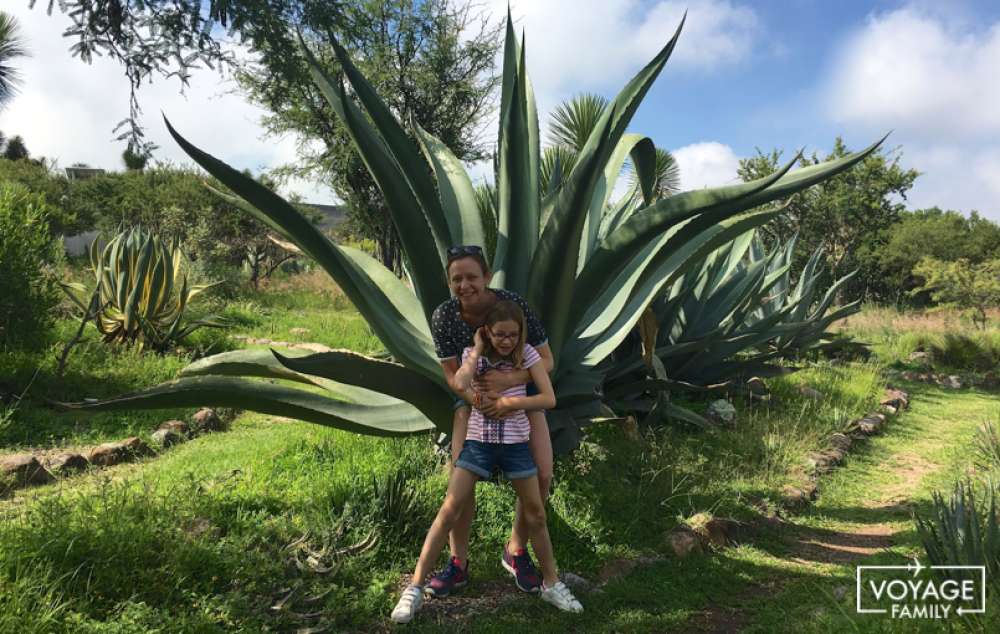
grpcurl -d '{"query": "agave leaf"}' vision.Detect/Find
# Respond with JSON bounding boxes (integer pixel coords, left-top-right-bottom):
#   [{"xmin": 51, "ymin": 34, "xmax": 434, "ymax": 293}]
[
  {"xmin": 272, "ymin": 350, "xmax": 453, "ymax": 430},
  {"xmin": 163, "ymin": 118, "xmax": 444, "ymax": 385},
  {"xmin": 413, "ymin": 122, "xmax": 485, "ymax": 248},
  {"xmin": 315, "ymin": 33, "xmax": 452, "ymax": 265},
  {"xmin": 60, "ymin": 376, "xmax": 435, "ymax": 437}
]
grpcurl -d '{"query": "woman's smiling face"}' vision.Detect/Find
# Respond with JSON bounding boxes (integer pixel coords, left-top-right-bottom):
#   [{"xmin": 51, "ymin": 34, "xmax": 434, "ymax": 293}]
[{"xmin": 448, "ymin": 256, "xmax": 492, "ymax": 306}]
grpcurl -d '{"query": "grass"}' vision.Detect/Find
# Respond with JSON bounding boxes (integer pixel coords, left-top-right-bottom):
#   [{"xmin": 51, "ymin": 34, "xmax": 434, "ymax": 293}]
[{"xmin": 2, "ymin": 278, "xmax": 998, "ymax": 631}]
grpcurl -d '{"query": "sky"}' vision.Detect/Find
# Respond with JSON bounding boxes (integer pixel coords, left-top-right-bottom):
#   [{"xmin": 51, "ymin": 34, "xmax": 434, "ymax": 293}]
[{"xmin": 2, "ymin": 0, "xmax": 1000, "ymax": 220}]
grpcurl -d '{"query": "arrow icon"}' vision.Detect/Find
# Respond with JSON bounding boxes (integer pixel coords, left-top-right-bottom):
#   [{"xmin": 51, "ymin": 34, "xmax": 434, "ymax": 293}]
[{"xmin": 906, "ymin": 557, "xmax": 924, "ymax": 577}]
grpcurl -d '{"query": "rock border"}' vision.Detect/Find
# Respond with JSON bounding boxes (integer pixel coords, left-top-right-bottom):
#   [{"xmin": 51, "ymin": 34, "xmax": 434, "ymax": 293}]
[
  {"xmin": 779, "ymin": 387, "xmax": 910, "ymax": 509},
  {"xmin": 1, "ymin": 408, "xmax": 230, "ymax": 497}
]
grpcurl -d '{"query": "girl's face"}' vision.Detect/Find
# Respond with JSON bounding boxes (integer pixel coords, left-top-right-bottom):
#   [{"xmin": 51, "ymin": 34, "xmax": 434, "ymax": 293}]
[
  {"xmin": 448, "ymin": 257, "xmax": 492, "ymax": 306},
  {"xmin": 487, "ymin": 319, "xmax": 521, "ymax": 357}
]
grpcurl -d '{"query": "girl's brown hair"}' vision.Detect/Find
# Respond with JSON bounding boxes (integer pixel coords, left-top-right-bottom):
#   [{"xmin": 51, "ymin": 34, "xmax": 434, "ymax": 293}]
[{"xmin": 483, "ymin": 300, "xmax": 527, "ymax": 368}]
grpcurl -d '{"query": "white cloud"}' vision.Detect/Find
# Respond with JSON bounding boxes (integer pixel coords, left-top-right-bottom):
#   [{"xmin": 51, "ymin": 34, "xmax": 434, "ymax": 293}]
[
  {"xmin": 827, "ymin": 8, "xmax": 1000, "ymax": 139},
  {"xmin": 671, "ymin": 141, "xmax": 740, "ymax": 190},
  {"xmin": 1, "ymin": 6, "xmax": 337, "ymax": 203},
  {"xmin": 824, "ymin": 6, "xmax": 1000, "ymax": 220}
]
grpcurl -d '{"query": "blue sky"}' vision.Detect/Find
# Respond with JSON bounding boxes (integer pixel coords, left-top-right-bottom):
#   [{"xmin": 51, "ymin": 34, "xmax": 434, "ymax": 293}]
[{"xmin": 4, "ymin": 1, "xmax": 1000, "ymax": 220}]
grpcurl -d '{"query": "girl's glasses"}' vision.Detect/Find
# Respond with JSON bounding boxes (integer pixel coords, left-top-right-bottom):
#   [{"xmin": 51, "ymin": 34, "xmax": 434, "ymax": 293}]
[{"xmin": 488, "ymin": 329, "xmax": 519, "ymax": 342}]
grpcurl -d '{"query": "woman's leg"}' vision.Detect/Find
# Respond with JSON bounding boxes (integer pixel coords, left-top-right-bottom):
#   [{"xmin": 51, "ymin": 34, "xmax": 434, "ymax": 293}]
[
  {"xmin": 509, "ymin": 410, "xmax": 552, "ymax": 553},
  {"xmin": 412, "ymin": 466, "xmax": 480, "ymax": 585},
  {"xmin": 448, "ymin": 407, "xmax": 474, "ymax": 566},
  {"xmin": 508, "ymin": 474, "xmax": 558, "ymax": 586}
]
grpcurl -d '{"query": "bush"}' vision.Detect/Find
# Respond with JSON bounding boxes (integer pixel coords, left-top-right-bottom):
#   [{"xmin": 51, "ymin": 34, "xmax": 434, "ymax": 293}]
[
  {"xmin": 929, "ymin": 333, "xmax": 1000, "ymax": 372},
  {"xmin": 0, "ymin": 183, "xmax": 63, "ymax": 349}
]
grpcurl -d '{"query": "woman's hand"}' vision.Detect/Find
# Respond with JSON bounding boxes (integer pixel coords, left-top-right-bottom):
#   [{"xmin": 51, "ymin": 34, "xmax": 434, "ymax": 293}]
[
  {"xmin": 473, "ymin": 326, "xmax": 487, "ymax": 353},
  {"xmin": 473, "ymin": 369, "xmax": 512, "ymax": 394}
]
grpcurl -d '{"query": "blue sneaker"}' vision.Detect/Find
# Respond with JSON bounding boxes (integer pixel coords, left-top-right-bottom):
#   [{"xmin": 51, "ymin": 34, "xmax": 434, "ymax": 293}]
[
  {"xmin": 501, "ymin": 545, "xmax": 542, "ymax": 592},
  {"xmin": 425, "ymin": 556, "xmax": 469, "ymax": 597}
]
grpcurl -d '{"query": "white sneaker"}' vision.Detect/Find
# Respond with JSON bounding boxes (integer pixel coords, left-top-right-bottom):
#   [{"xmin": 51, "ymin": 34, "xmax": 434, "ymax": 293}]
[
  {"xmin": 391, "ymin": 585, "xmax": 424, "ymax": 624},
  {"xmin": 540, "ymin": 580, "xmax": 583, "ymax": 613}
]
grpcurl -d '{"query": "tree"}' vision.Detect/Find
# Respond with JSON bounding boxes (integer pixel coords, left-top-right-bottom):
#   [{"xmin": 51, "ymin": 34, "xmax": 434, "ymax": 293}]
[
  {"xmin": 0, "ymin": 11, "xmax": 27, "ymax": 109},
  {"xmin": 875, "ymin": 208, "xmax": 1000, "ymax": 304},
  {"xmin": 234, "ymin": 0, "xmax": 500, "ymax": 273},
  {"xmin": 2, "ymin": 135, "xmax": 29, "ymax": 160},
  {"xmin": 737, "ymin": 138, "xmax": 919, "ymax": 302},
  {"xmin": 912, "ymin": 258, "xmax": 1000, "ymax": 329},
  {"xmin": 121, "ymin": 146, "xmax": 150, "ymax": 171}
]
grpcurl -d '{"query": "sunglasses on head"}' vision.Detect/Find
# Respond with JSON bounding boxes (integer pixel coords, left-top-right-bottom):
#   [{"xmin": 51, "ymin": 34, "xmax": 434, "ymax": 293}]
[{"xmin": 446, "ymin": 245, "xmax": 484, "ymax": 259}]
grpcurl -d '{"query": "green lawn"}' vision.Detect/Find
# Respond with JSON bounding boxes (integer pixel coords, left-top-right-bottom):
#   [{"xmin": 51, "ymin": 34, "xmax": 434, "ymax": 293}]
[{"xmin": 3, "ymin": 289, "xmax": 996, "ymax": 632}]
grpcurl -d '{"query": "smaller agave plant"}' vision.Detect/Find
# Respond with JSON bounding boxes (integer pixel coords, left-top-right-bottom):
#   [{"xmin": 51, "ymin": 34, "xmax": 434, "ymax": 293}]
[
  {"xmin": 745, "ymin": 234, "xmax": 862, "ymax": 355},
  {"xmin": 62, "ymin": 226, "xmax": 225, "ymax": 351}
]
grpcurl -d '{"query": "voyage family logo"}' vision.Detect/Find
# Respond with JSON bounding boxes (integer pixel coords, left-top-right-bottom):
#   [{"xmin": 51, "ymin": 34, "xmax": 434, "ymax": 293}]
[{"xmin": 856, "ymin": 558, "xmax": 986, "ymax": 619}]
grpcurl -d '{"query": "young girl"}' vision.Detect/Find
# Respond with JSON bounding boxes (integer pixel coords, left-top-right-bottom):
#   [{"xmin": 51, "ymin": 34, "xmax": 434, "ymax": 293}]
[{"xmin": 391, "ymin": 301, "xmax": 582, "ymax": 623}]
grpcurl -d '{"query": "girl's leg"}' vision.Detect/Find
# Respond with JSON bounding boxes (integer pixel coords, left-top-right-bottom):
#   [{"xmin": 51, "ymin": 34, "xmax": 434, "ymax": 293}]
[
  {"xmin": 412, "ymin": 466, "xmax": 480, "ymax": 585},
  {"xmin": 448, "ymin": 407, "xmax": 474, "ymax": 566},
  {"xmin": 509, "ymin": 410, "xmax": 552, "ymax": 553},
  {"xmin": 508, "ymin": 474, "xmax": 558, "ymax": 586}
]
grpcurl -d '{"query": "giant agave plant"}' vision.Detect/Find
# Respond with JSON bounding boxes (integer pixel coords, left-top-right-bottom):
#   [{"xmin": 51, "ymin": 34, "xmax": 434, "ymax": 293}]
[{"xmin": 63, "ymin": 14, "xmax": 883, "ymax": 453}]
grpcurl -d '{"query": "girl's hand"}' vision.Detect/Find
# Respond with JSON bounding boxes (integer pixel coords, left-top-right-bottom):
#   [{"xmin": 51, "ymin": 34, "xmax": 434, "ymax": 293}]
[
  {"xmin": 473, "ymin": 327, "xmax": 487, "ymax": 353},
  {"xmin": 483, "ymin": 395, "xmax": 511, "ymax": 417},
  {"xmin": 478, "ymin": 392, "xmax": 501, "ymax": 417}
]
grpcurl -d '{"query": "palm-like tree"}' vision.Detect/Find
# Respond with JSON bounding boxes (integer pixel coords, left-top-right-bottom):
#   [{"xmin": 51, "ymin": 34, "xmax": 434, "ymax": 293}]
[{"xmin": 0, "ymin": 12, "xmax": 27, "ymax": 109}]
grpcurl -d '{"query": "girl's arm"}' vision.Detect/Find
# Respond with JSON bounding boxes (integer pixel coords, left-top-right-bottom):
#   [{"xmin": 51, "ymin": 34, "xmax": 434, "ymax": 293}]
[
  {"xmin": 495, "ymin": 361, "xmax": 556, "ymax": 413},
  {"xmin": 452, "ymin": 328, "xmax": 487, "ymax": 392}
]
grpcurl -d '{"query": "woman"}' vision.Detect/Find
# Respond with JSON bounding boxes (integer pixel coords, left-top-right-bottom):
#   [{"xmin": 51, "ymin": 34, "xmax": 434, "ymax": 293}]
[{"xmin": 425, "ymin": 244, "xmax": 554, "ymax": 596}]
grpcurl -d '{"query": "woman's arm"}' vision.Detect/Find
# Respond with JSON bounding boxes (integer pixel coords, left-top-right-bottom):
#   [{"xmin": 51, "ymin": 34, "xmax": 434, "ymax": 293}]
[{"xmin": 495, "ymin": 362, "xmax": 556, "ymax": 413}]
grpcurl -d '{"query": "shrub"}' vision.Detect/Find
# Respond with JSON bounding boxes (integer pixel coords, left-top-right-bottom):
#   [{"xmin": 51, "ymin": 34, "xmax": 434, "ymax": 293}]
[{"xmin": 0, "ymin": 183, "xmax": 63, "ymax": 349}]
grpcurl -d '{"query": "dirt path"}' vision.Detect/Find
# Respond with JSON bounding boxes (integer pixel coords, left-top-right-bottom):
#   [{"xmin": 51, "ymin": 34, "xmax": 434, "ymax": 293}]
[{"xmin": 694, "ymin": 383, "xmax": 996, "ymax": 633}]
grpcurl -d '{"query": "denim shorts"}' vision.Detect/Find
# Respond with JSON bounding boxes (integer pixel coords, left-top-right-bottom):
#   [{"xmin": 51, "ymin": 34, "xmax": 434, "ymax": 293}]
[{"xmin": 455, "ymin": 439, "xmax": 538, "ymax": 480}]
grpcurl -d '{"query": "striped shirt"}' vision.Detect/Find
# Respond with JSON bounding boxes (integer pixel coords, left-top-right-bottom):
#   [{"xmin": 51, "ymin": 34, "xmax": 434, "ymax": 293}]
[{"xmin": 462, "ymin": 343, "xmax": 541, "ymax": 444}]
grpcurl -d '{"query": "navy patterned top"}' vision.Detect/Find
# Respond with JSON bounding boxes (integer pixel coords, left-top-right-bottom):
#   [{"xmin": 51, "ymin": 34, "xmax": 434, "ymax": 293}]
[{"xmin": 430, "ymin": 288, "xmax": 548, "ymax": 361}]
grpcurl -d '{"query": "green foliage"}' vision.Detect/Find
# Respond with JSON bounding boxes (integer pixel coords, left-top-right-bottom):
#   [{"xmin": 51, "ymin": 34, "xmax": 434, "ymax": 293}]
[
  {"xmin": 738, "ymin": 138, "xmax": 919, "ymax": 303},
  {"xmin": 1, "ymin": 134, "xmax": 28, "ymax": 160},
  {"xmin": 0, "ymin": 11, "xmax": 27, "ymax": 107},
  {"xmin": 912, "ymin": 257, "xmax": 1000, "ymax": 329},
  {"xmin": 877, "ymin": 208, "xmax": 1000, "ymax": 305},
  {"xmin": 0, "ymin": 182, "xmax": 63, "ymax": 349},
  {"xmin": 234, "ymin": 0, "xmax": 501, "ymax": 273},
  {"xmin": 974, "ymin": 422, "xmax": 1000, "ymax": 473},
  {"xmin": 67, "ymin": 15, "xmax": 882, "ymax": 453},
  {"xmin": 927, "ymin": 333, "xmax": 1000, "ymax": 372},
  {"xmin": 62, "ymin": 226, "xmax": 225, "ymax": 352}
]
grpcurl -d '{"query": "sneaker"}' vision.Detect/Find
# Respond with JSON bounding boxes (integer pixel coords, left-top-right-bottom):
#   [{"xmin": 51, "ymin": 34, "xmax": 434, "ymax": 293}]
[
  {"xmin": 540, "ymin": 580, "xmax": 583, "ymax": 613},
  {"xmin": 425, "ymin": 556, "xmax": 469, "ymax": 597},
  {"xmin": 391, "ymin": 585, "xmax": 424, "ymax": 624},
  {"xmin": 501, "ymin": 545, "xmax": 542, "ymax": 592}
]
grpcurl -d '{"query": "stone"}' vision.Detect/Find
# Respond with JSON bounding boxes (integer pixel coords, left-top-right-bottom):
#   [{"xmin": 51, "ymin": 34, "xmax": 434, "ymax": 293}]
[
  {"xmin": 881, "ymin": 403, "xmax": 899, "ymax": 416},
  {"xmin": 667, "ymin": 527, "xmax": 702, "ymax": 558},
  {"xmin": 151, "ymin": 428, "xmax": 183, "ymax": 448},
  {"xmin": 87, "ymin": 437, "xmax": 151, "ymax": 466},
  {"xmin": 799, "ymin": 386, "xmax": 823, "ymax": 401},
  {"xmin": 47, "ymin": 452, "xmax": 89, "ymax": 475},
  {"xmin": 856, "ymin": 413, "xmax": 886, "ymax": 435},
  {"xmin": 828, "ymin": 432, "xmax": 852, "ymax": 453},
  {"xmin": 191, "ymin": 408, "xmax": 224, "ymax": 433},
  {"xmin": 1, "ymin": 454, "xmax": 55, "ymax": 489},
  {"xmin": 883, "ymin": 388, "xmax": 909, "ymax": 409},
  {"xmin": 706, "ymin": 399, "xmax": 737, "ymax": 426},
  {"xmin": 941, "ymin": 375, "xmax": 963, "ymax": 389},
  {"xmin": 704, "ymin": 518, "xmax": 737, "ymax": 548},
  {"xmin": 781, "ymin": 482, "xmax": 817, "ymax": 508},
  {"xmin": 597, "ymin": 557, "xmax": 638, "ymax": 582},
  {"xmin": 806, "ymin": 450, "xmax": 843, "ymax": 475},
  {"xmin": 908, "ymin": 351, "xmax": 931, "ymax": 365},
  {"xmin": 618, "ymin": 416, "xmax": 642, "ymax": 442},
  {"xmin": 561, "ymin": 572, "xmax": 595, "ymax": 593},
  {"xmin": 289, "ymin": 327, "xmax": 310, "ymax": 335},
  {"xmin": 158, "ymin": 419, "xmax": 190, "ymax": 436}
]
